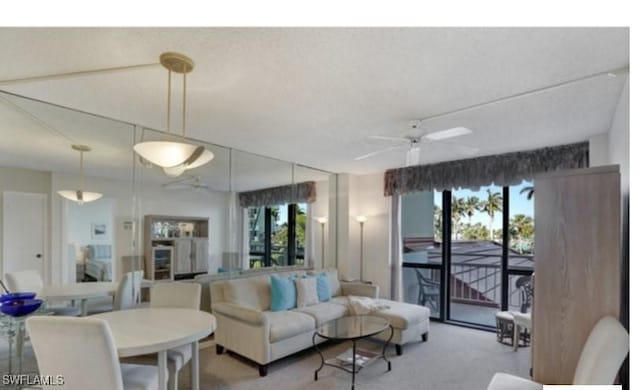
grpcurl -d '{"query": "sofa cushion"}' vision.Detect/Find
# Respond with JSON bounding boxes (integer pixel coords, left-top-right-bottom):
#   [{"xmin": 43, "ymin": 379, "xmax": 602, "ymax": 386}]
[
  {"xmin": 316, "ymin": 273, "xmax": 331, "ymax": 302},
  {"xmin": 265, "ymin": 311, "xmax": 316, "ymax": 343},
  {"xmin": 296, "ymin": 277, "xmax": 319, "ymax": 308},
  {"xmin": 271, "ymin": 274, "xmax": 297, "ymax": 311},
  {"xmin": 374, "ymin": 299, "xmax": 431, "ymax": 330},
  {"xmin": 321, "ymin": 268, "xmax": 340, "ymax": 297},
  {"xmin": 223, "ymin": 275, "xmax": 271, "ymax": 311},
  {"xmin": 295, "ymin": 302, "xmax": 349, "ymax": 326}
]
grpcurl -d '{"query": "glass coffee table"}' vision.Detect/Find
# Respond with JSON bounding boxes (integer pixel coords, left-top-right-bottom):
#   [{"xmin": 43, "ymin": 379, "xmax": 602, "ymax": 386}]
[{"xmin": 313, "ymin": 315, "xmax": 393, "ymax": 389}]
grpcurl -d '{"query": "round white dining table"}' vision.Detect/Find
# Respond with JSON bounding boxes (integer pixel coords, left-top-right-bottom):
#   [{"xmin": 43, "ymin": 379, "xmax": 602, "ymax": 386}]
[
  {"xmin": 92, "ymin": 308, "xmax": 216, "ymax": 390},
  {"xmin": 40, "ymin": 282, "xmax": 118, "ymax": 316}
]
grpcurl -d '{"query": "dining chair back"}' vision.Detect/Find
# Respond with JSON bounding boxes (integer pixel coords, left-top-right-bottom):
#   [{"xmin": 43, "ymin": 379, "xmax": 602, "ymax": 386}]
[
  {"xmin": 27, "ymin": 316, "xmax": 125, "ymax": 390},
  {"xmin": 150, "ymin": 282, "xmax": 201, "ymax": 310},
  {"xmin": 572, "ymin": 315, "xmax": 629, "ymax": 384},
  {"xmin": 4, "ymin": 270, "xmax": 43, "ymax": 293},
  {"xmin": 114, "ymin": 270, "xmax": 144, "ymax": 311}
]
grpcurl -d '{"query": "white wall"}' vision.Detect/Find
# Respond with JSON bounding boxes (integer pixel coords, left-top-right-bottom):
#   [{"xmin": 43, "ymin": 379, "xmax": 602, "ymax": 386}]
[
  {"xmin": 589, "ymin": 133, "xmax": 610, "ymax": 167},
  {"xmin": 66, "ymin": 198, "xmax": 115, "ymax": 248},
  {"xmin": 347, "ymin": 173, "xmax": 391, "ymax": 298},
  {"xmin": 608, "ymin": 78, "xmax": 629, "ymax": 195},
  {"xmin": 0, "ymin": 166, "xmax": 51, "ymax": 281}
]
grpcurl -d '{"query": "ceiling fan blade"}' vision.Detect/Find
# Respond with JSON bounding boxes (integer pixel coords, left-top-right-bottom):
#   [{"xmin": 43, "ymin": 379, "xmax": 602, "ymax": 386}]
[
  {"xmin": 437, "ymin": 140, "xmax": 480, "ymax": 156},
  {"xmin": 368, "ymin": 135, "xmax": 410, "ymax": 142},
  {"xmin": 423, "ymin": 127, "xmax": 472, "ymax": 141},
  {"xmin": 354, "ymin": 143, "xmax": 407, "ymax": 161}
]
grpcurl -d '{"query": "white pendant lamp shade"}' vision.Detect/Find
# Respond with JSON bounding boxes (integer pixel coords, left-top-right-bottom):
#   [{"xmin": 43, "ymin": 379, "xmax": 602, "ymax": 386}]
[
  {"xmin": 134, "ymin": 141, "xmax": 204, "ymax": 168},
  {"xmin": 58, "ymin": 145, "xmax": 103, "ymax": 205},
  {"xmin": 58, "ymin": 190, "xmax": 103, "ymax": 205},
  {"xmin": 133, "ymin": 52, "xmax": 214, "ymax": 177}
]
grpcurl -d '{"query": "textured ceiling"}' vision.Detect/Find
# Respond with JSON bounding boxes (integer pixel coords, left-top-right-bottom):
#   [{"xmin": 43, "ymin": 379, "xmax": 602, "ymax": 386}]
[{"xmin": 0, "ymin": 27, "xmax": 629, "ymax": 175}]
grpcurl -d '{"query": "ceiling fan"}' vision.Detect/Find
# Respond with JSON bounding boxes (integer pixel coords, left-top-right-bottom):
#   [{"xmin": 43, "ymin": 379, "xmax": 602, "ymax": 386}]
[
  {"xmin": 162, "ymin": 175, "xmax": 215, "ymax": 193},
  {"xmin": 355, "ymin": 121, "xmax": 479, "ymax": 166}
]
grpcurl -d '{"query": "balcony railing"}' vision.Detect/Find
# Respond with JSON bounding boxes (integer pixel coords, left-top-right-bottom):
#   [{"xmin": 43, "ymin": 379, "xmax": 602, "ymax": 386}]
[{"xmin": 403, "ymin": 249, "xmax": 534, "ymax": 316}]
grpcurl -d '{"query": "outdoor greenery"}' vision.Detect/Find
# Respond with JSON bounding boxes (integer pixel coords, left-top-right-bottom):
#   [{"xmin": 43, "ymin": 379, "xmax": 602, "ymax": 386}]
[{"xmin": 433, "ymin": 188, "xmax": 534, "ymax": 254}]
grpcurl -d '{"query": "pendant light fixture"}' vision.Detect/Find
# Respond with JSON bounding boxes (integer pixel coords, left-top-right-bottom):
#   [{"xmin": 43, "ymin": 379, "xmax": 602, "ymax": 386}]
[
  {"xmin": 58, "ymin": 145, "xmax": 103, "ymax": 205},
  {"xmin": 133, "ymin": 52, "xmax": 214, "ymax": 176}
]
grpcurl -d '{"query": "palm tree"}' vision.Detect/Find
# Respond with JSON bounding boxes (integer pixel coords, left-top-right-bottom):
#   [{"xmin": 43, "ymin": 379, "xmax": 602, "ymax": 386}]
[
  {"xmin": 520, "ymin": 186, "xmax": 534, "ymax": 200},
  {"xmin": 510, "ymin": 214, "xmax": 534, "ymax": 253},
  {"xmin": 482, "ymin": 189, "xmax": 503, "ymax": 241},
  {"xmin": 451, "ymin": 197, "xmax": 466, "ymax": 240},
  {"xmin": 463, "ymin": 196, "xmax": 481, "ymax": 224},
  {"xmin": 433, "ymin": 205, "xmax": 443, "ymax": 241}
]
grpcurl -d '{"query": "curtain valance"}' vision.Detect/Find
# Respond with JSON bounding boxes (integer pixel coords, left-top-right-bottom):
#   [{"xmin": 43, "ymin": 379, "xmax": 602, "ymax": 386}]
[
  {"xmin": 384, "ymin": 142, "xmax": 589, "ymax": 196},
  {"xmin": 238, "ymin": 181, "xmax": 317, "ymax": 208}
]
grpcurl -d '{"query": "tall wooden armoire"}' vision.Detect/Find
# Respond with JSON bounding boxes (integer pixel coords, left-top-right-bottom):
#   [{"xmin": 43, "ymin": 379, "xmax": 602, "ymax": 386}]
[{"xmin": 532, "ymin": 165, "xmax": 621, "ymax": 384}]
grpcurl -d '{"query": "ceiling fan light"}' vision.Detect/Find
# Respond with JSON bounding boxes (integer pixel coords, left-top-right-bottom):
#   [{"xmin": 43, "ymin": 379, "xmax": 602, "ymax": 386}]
[
  {"xmin": 425, "ymin": 127, "xmax": 472, "ymax": 141},
  {"xmin": 133, "ymin": 141, "xmax": 200, "ymax": 168}
]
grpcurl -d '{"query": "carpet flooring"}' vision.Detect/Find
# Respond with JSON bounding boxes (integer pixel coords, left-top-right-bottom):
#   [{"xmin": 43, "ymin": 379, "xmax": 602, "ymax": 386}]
[{"xmin": 1, "ymin": 322, "xmax": 531, "ymax": 389}]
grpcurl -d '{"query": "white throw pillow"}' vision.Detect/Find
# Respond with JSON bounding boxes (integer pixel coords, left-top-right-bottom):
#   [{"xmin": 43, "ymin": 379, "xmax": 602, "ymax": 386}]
[{"xmin": 296, "ymin": 277, "xmax": 319, "ymax": 308}]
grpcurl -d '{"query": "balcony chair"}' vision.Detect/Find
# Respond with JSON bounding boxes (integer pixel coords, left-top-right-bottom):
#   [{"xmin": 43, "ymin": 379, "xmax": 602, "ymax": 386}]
[
  {"xmin": 123, "ymin": 282, "xmax": 202, "ymax": 390},
  {"xmin": 415, "ymin": 268, "xmax": 440, "ymax": 313},
  {"xmin": 86, "ymin": 270, "xmax": 144, "ymax": 315},
  {"xmin": 495, "ymin": 275, "xmax": 533, "ymax": 347},
  {"xmin": 27, "ymin": 316, "xmax": 161, "ymax": 390},
  {"xmin": 487, "ymin": 315, "xmax": 629, "ymax": 389},
  {"xmin": 4, "ymin": 270, "xmax": 81, "ymax": 317}
]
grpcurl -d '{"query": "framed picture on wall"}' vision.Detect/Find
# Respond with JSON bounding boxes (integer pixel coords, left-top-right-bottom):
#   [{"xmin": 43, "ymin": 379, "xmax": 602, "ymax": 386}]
[{"xmin": 91, "ymin": 223, "xmax": 107, "ymax": 239}]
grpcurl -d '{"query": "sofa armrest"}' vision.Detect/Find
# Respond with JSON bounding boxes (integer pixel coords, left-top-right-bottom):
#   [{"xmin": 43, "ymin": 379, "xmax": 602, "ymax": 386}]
[
  {"xmin": 212, "ymin": 302, "xmax": 266, "ymax": 326},
  {"xmin": 341, "ymin": 282, "xmax": 380, "ymax": 298}
]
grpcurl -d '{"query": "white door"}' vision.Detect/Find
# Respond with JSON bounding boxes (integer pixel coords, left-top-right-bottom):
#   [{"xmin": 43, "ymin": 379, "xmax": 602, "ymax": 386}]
[{"xmin": 2, "ymin": 191, "xmax": 47, "ymax": 279}]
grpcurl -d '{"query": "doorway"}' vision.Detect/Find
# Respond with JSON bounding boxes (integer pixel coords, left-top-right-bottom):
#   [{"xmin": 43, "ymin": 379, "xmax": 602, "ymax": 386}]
[{"xmin": 2, "ymin": 191, "xmax": 48, "ymax": 280}]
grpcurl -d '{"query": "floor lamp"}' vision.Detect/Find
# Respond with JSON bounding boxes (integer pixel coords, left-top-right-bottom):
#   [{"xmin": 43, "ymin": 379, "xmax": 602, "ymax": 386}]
[
  {"xmin": 356, "ymin": 216, "xmax": 367, "ymax": 281},
  {"xmin": 316, "ymin": 217, "xmax": 327, "ymax": 269}
]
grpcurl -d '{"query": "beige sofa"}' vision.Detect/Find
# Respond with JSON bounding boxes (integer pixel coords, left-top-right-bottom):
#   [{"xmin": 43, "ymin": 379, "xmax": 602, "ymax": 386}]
[{"xmin": 210, "ymin": 268, "xmax": 430, "ymax": 376}]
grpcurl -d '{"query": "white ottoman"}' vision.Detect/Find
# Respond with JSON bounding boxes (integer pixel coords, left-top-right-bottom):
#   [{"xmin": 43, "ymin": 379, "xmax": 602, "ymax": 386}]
[{"xmin": 372, "ymin": 299, "xmax": 431, "ymax": 355}]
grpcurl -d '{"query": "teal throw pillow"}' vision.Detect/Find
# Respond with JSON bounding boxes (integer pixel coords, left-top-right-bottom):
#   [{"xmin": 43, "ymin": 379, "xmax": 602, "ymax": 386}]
[
  {"xmin": 270, "ymin": 274, "xmax": 296, "ymax": 311},
  {"xmin": 316, "ymin": 272, "xmax": 331, "ymax": 302}
]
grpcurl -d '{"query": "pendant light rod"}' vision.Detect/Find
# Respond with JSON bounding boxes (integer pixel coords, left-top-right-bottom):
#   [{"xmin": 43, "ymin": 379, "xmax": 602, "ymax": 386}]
[
  {"xmin": 0, "ymin": 63, "xmax": 160, "ymax": 86},
  {"xmin": 167, "ymin": 69, "xmax": 172, "ymax": 134},
  {"xmin": 182, "ymin": 66, "xmax": 187, "ymax": 137}
]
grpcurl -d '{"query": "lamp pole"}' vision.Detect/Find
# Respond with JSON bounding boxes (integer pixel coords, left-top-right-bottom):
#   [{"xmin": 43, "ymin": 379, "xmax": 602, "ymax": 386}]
[
  {"xmin": 356, "ymin": 216, "xmax": 367, "ymax": 281},
  {"xmin": 320, "ymin": 221, "xmax": 326, "ymax": 269}
]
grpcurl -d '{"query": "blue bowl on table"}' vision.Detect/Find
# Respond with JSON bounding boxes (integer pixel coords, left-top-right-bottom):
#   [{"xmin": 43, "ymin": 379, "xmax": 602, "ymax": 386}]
[
  {"xmin": 0, "ymin": 299, "xmax": 43, "ymax": 317},
  {"xmin": 0, "ymin": 292, "xmax": 37, "ymax": 303}
]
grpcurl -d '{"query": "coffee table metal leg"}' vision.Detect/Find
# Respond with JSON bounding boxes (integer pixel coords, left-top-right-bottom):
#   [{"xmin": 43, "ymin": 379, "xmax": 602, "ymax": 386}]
[
  {"xmin": 382, "ymin": 326, "xmax": 394, "ymax": 371},
  {"xmin": 351, "ymin": 339, "xmax": 356, "ymax": 390},
  {"xmin": 313, "ymin": 333, "xmax": 324, "ymax": 381}
]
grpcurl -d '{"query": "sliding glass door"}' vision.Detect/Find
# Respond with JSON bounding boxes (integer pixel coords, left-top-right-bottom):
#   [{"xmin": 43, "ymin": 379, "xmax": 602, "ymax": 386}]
[
  {"xmin": 448, "ymin": 186, "xmax": 504, "ymax": 327},
  {"xmin": 401, "ymin": 181, "xmax": 535, "ymax": 329}
]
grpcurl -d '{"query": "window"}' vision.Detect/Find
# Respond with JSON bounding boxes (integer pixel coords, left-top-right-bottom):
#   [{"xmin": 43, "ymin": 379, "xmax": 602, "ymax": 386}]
[{"xmin": 248, "ymin": 203, "xmax": 306, "ymax": 268}]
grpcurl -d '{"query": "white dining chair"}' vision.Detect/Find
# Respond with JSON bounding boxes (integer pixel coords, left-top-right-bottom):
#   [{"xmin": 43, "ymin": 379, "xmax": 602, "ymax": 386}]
[
  {"xmin": 487, "ymin": 316, "xmax": 629, "ymax": 389},
  {"xmin": 4, "ymin": 270, "xmax": 81, "ymax": 317},
  {"xmin": 126, "ymin": 282, "xmax": 202, "ymax": 390},
  {"xmin": 26, "ymin": 316, "xmax": 162, "ymax": 390},
  {"xmin": 87, "ymin": 270, "xmax": 144, "ymax": 314}
]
